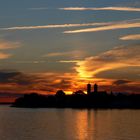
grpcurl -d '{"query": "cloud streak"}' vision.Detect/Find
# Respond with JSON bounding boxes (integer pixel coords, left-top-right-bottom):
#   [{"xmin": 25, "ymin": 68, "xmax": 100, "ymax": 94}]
[
  {"xmin": 59, "ymin": 60, "xmax": 82, "ymax": 63},
  {"xmin": 75, "ymin": 44, "xmax": 140, "ymax": 79},
  {"xmin": 0, "ymin": 40, "xmax": 20, "ymax": 59},
  {"xmin": 120, "ymin": 34, "xmax": 140, "ymax": 40},
  {"xmin": 0, "ymin": 70, "xmax": 75, "ymax": 94},
  {"xmin": 0, "ymin": 40, "xmax": 20, "ymax": 50},
  {"xmin": 60, "ymin": 7, "xmax": 140, "ymax": 12},
  {"xmin": 0, "ymin": 53, "xmax": 12, "ymax": 59},
  {"xmin": 1, "ymin": 19, "xmax": 140, "ymax": 34},
  {"xmin": 64, "ymin": 19, "xmax": 140, "ymax": 33},
  {"xmin": 1, "ymin": 22, "xmax": 112, "ymax": 31},
  {"xmin": 113, "ymin": 80, "xmax": 131, "ymax": 86},
  {"xmin": 43, "ymin": 50, "xmax": 86, "ymax": 59}
]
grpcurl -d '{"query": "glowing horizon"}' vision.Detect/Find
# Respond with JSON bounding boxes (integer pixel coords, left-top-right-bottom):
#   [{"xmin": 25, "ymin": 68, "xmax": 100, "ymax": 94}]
[{"xmin": 0, "ymin": 0, "xmax": 139, "ymax": 101}]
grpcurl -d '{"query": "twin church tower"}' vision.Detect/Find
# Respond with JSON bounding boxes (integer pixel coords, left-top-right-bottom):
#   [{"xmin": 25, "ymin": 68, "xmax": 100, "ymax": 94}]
[{"xmin": 87, "ymin": 83, "xmax": 98, "ymax": 94}]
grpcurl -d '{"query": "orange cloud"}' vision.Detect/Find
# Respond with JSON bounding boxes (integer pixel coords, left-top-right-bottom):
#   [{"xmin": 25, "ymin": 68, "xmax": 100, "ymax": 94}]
[
  {"xmin": 50, "ymin": 45, "xmax": 140, "ymax": 92},
  {"xmin": 0, "ymin": 52, "xmax": 12, "ymax": 59},
  {"xmin": 64, "ymin": 19, "xmax": 140, "ymax": 33},
  {"xmin": 0, "ymin": 70, "xmax": 75, "ymax": 94},
  {"xmin": 120, "ymin": 34, "xmax": 140, "ymax": 40},
  {"xmin": 0, "ymin": 40, "xmax": 20, "ymax": 50},
  {"xmin": 1, "ymin": 22, "xmax": 111, "ymax": 30},
  {"xmin": 0, "ymin": 40, "xmax": 21, "ymax": 59},
  {"xmin": 59, "ymin": 60, "xmax": 82, "ymax": 63},
  {"xmin": 43, "ymin": 50, "xmax": 85, "ymax": 59},
  {"xmin": 0, "ymin": 67, "xmax": 139, "ymax": 96},
  {"xmin": 60, "ymin": 7, "xmax": 140, "ymax": 12},
  {"xmin": 0, "ymin": 43, "xmax": 139, "ymax": 95},
  {"xmin": 74, "ymin": 45, "xmax": 140, "ymax": 79}
]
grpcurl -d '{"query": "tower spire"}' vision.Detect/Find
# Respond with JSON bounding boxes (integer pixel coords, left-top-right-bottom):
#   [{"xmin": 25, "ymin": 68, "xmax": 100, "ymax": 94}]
[
  {"xmin": 87, "ymin": 83, "xmax": 91, "ymax": 94},
  {"xmin": 94, "ymin": 83, "xmax": 98, "ymax": 93}
]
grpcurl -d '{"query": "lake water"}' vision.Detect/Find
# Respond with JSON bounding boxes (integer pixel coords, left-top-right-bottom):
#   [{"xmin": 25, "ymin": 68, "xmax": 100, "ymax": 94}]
[{"xmin": 0, "ymin": 106, "xmax": 140, "ymax": 140}]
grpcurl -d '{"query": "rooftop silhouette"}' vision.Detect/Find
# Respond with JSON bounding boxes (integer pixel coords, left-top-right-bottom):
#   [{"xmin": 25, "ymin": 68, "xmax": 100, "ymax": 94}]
[{"xmin": 12, "ymin": 83, "xmax": 140, "ymax": 109}]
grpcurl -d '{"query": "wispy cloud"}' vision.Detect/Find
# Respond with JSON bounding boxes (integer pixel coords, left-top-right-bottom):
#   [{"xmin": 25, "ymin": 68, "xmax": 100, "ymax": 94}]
[
  {"xmin": 0, "ymin": 65, "xmax": 139, "ymax": 94},
  {"xmin": 0, "ymin": 70, "xmax": 75, "ymax": 94},
  {"xmin": 75, "ymin": 44, "xmax": 140, "ymax": 79},
  {"xmin": 0, "ymin": 40, "xmax": 21, "ymax": 59},
  {"xmin": 1, "ymin": 22, "xmax": 112, "ymax": 31},
  {"xmin": 0, "ymin": 40, "xmax": 20, "ymax": 50},
  {"xmin": 59, "ymin": 60, "xmax": 82, "ymax": 63},
  {"xmin": 60, "ymin": 7, "xmax": 140, "ymax": 12},
  {"xmin": 64, "ymin": 19, "xmax": 140, "ymax": 34},
  {"xmin": 113, "ymin": 80, "xmax": 131, "ymax": 86},
  {"xmin": 0, "ymin": 52, "xmax": 12, "ymax": 59},
  {"xmin": 44, "ymin": 52, "xmax": 66, "ymax": 57},
  {"xmin": 43, "ymin": 50, "xmax": 86, "ymax": 59},
  {"xmin": 2, "ymin": 19, "xmax": 139, "ymax": 33},
  {"xmin": 120, "ymin": 34, "xmax": 140, "ymax": 40},
  {"xmin": 13, "ymin": 60, "xmax": 46, "ymax": 64},
  {"xmin": 40, "ymin": 44, "xmax": 140, "ymax": 93}
]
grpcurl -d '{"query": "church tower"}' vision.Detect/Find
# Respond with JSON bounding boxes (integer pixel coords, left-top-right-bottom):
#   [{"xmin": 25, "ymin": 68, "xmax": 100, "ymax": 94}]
[
  {"xmin": 94, "ymin": 83, "xmax": 98, "ymax": 93},
  {"xmin": 87, "ymin": 83, "xmax": 91, "ymax": 95}
]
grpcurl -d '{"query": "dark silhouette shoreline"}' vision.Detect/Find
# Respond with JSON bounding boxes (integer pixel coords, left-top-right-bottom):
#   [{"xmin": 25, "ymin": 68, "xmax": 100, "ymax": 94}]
[
  {"xmin": 12, "ymin": 92, "xmax": 140, "ymax": 109},
  {"xmin": 11, "ymin": 84, "xmax": 140, "ymax": 109}
]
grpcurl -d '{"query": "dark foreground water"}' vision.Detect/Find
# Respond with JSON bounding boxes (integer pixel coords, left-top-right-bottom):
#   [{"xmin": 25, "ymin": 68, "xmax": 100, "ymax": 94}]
[{"xmin": 0, "ymin": 106, "xmax": 140, "ymax": 140}]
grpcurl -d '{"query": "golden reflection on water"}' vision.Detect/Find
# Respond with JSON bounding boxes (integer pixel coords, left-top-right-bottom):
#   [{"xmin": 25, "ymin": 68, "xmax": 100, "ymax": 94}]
[
  {"xmin": 0, "ymin": 107, "xmax": 140, "ymax": 140},
  {"xmin": 73, "ymin": 109, "xmax": 140, "ymax": 140},
  {"xmin": 74, "ymin": 110, "xmax": 95, "ymax": 140}
]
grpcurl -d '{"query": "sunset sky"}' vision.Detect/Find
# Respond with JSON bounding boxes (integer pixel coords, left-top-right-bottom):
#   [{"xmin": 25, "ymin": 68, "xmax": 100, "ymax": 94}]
[{"xmin": 0, "ymin": 0, "xmax": 140, "ymax": 102}]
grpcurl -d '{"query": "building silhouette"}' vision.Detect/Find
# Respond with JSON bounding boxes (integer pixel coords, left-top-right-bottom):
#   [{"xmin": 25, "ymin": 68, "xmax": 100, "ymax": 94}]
[
  {"xmin": 87, "ymin": 83, "xmax": 91, "ymax": 94},
  {"xmin": 12, "ymin": 82, "xmax": 140, "ymax": 109},
  {"xmin": 87, "ymin": 83, "xmax": 107, "ymax": 95},
  {"xmin": 87, "ymin": 83, "xmax": 99, "ymax": 95},
  {"xmin": 87, "ymin": 83, "xmax": 98, "ymax": 94},
  {"xmin": 94, "ymin": 83, "xmax": 98, "ymax": 93}
]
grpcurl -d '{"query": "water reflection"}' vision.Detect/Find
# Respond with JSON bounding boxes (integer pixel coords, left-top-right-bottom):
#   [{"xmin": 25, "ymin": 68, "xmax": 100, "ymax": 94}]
[
  {"xmin": 73, "ymin": 110, "xmax": 94, "ymax": 140},
  {"xmin": 0, "ymin": 106, "xmax": 140, "ymax": 140}
]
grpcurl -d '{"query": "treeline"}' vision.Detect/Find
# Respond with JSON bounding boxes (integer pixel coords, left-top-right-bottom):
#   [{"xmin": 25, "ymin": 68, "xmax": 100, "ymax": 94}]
[{"xmin": 12, "ymin": 91, "xmax": 140, "ymax": 109}]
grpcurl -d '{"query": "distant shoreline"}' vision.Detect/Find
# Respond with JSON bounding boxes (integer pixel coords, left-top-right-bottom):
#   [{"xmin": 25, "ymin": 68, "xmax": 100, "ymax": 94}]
[{"xmin": 12, "ymin": 93, "xmax": 140, "ymax": 109}]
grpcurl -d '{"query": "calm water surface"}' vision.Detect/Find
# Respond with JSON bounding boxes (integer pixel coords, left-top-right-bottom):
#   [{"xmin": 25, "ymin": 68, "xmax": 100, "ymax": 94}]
[{"xmin": 0, "ymin": 106, "xmax": 140, "ymax": 140}]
